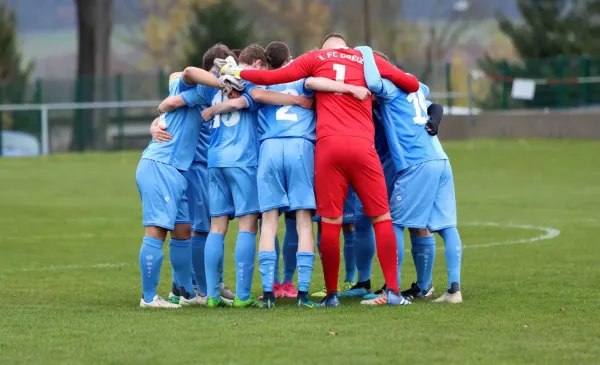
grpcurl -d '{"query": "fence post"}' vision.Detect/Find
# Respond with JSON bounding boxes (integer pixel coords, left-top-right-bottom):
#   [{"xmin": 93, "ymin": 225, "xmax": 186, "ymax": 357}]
[
  {"xmin": 75, "ymin": 77, "xmax": 85, "ymax": 152},
  {"xmin": 582, "ymin": 56, "xmax": 590, "ymax": 106},
  {"xmin": 115, "ymin": 74, "xmax": 124, "ymax": 150},
  {"xmin": 501, "ymin": 61, "xmax": 509, "ymax": 110},
  {"xmin": 445, "ymin": 61, "xmax": 453, "ymax": 113},
  {"xmin": 158, "ymin": 69, "xmax": 166, "ymax": 98},
  {"xmin": 41, "ymin": 105, "xmax": 49, "ymax": 155},
  {"xmin": 556, "ymin": 57, "xmax": 566, "ymax": 109},
  {"xmin": 0, "ymin": 86, "xmax": 3, "ymax": 157}
]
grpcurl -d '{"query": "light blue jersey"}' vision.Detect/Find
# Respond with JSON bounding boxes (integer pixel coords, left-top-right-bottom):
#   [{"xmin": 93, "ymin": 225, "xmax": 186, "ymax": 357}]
[
  {"xmin": 250, "ymin": 80, "xmax": 316, "ymax": 141},
  {"xmin": 182, "ymin": 87, "xmax": 260, "ymax": 168},
  {"xmin": 141, "ymin": 78, "xmax": 201, "ymax": 171},
  {"xmin": 375, "ymin": 81, "xmax": 448, "ymax": 174},
  {"xmin": 246, "ymin": 79, "xmax": 317, "ymax": 213},
  {"xmin": 193, "ymin": 121, "xmax": 210, "ymax": 164}
]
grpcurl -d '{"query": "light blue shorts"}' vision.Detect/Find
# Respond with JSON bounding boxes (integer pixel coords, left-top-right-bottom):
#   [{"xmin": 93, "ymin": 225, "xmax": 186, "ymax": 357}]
[
  {"xmin": 183, "ymin": 162, "xmax": 210, "ymax": 232},
  {"xmin": 209, "ymin": 166, "xmax": 260, "ymax": 218},
  {"xmin": 136, "ymin": 158, "xmax": 189, "ymax": 231},
  {"xmin": 389, "ymin": 159, "xmax": 457, "ymax": 232},
  {"xmin": 313, "ymin": 185, "xmax": 356, "ymax": 224},
  {"xmin": 257, "ymin": 138, "xmax": 316, "ymax": 213}
]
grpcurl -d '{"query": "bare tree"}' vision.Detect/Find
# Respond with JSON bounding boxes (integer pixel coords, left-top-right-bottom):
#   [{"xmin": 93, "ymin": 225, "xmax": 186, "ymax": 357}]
[{"xmin": 73, "ymin": 0, "xmax": 114, "ymax": 150}]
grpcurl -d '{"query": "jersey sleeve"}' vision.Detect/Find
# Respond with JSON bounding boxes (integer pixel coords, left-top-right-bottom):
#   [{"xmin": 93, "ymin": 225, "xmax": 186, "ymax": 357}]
[
  {"xmin": 374, "ymin": 55, "xmax": 419, "ymax": 93},
  {"xmin": 245, "ymin": 82, "xmax": 266, "ymax": 109},
  {"xmin": 181, "ymin": 85, "xmax": 210, "ymax": 107},
  {"xmin": 242, "ymin": 93, "xmax": 261, "ymax": 112},
  {"xmin": 376, "ymin": 79, "xmax": 400, "ymax": 103},
  {"xmin": 239, "ymin": 52, "xmax": 315, "ymax": 85},
  {"xmin": 300, "ymin": 79, "xmax": 314, "ymax": 97},
  {"xmin": 177, "ymin": 77, "xmax": 195, "ymax": 92}
]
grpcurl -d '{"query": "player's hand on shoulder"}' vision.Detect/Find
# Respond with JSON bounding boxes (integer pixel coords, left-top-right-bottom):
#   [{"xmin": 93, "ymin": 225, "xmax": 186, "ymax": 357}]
[
  {"xmin": 298, "ymin": 95, "xmax": 314, "ymax": 110},
  {"xmin": 349, "ymin": 85, "xmax": 371, "ymax": 101},
  {"xmin": 150, "ymin": 122, "xmax": 172, "ymax": 142}
]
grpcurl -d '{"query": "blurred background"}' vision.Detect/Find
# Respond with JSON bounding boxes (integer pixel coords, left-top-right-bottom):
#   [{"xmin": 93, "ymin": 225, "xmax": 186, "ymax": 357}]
[{"xmin": 0, "ymin": 0, "xmax": 599, "ymax": 155}]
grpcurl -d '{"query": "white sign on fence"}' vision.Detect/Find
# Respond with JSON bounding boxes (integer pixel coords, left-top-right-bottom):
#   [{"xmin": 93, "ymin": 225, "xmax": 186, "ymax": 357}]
[{"xmin": 511, "ymin": 79, "xmax": 536, "ymax": 100}]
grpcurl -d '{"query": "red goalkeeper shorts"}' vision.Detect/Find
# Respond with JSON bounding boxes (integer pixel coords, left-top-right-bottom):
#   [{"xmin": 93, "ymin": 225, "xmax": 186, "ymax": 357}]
[{"xmin": 314, "ymin": 135, "xmax": 390, "ymax": 218}]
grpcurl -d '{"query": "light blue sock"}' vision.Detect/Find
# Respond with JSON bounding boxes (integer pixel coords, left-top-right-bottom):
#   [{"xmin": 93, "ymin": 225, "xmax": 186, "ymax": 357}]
[
  {"xmin": 274, "ymin": 235, "xmax": 281, "ymax": 284},
  {"xmin": 393, "ymin": 225, "xmax": 405, "ymax": 288},
  {"xmin": 234, "ymin": 231, "xmax": 257, "ymax": 301},
  {"xmin": 411, "ymin": 235, "xmax": 436, "ymax": 291},
  {"xmin": 169, "ymin": 238, "xmax": 195, "ymax": 298},
  {"xmin": 218, "ymin": 253, "xmax": 224, "ymax": 284},
  {"xmin": 139, "ymin": 236, "xmax": 164, "ymax": 303},
  {"xmin": 354, "ymin": 215, "xmax": 375, "ymax": 282},
  {"xmin": 204, "ymin": 232, "xmax": 225, "ymax": 300},
  {"xmin": 283, "ymin": 218, "xmax": 298, "ymax": 283},
  {"xmin": 438, "ymin": 227, "xmax": 462, "ymax": 290},
  {"xmin": 190, "ymin": 234, "xmax": 207, "ymax": 295},
  {"xmin": 258, "ymin": 250, "xmax": 276, "ymax": 293},
  {"xmin": 296, "ymin": 251, "xmax": 315, "ymax": 292},
  {"xmin": 171, "ymin": 267, "xmax": 178, "ymax": 289},
  {"xmin": 343, "ymin": 230, "xmax": 357, "ymax": 283}
]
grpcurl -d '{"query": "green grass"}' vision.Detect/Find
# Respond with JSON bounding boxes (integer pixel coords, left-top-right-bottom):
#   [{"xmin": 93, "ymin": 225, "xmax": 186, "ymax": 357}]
[{"xmin": 1, "ymin": 140, "xmax": 599, "ymax": 365}]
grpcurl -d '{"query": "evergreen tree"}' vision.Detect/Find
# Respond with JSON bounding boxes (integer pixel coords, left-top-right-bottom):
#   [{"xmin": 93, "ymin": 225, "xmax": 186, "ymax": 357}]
[
  {"xmin": 0, "ymin": 3, "xmax": 34, "ymax": 136},
  {"xmin": 479, "ymin": 0, "xmax": 600, "ymax": 109},
  {"xmin": 183, "ymin": 0, "xmax": 255, "ymax": 69}
]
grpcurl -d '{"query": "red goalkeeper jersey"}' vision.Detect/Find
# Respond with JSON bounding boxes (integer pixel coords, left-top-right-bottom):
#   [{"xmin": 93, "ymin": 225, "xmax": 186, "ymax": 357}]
[{"xmin": 239, "ymin": 48, "xmax": 419, "ymax": 142}]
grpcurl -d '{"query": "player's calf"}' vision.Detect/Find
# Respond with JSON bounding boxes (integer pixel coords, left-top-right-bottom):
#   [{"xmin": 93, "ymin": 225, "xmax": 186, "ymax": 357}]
[
  {"xmin": 233, "ymin": 213, "xmax": 259, "ymax": 306},
  {"xmin": 258, "ymin": 209, "xmax": 280, "ymax": 308}
]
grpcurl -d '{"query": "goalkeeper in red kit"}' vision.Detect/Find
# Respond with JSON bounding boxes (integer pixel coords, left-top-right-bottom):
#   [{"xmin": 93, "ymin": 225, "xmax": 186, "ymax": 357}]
[{"xmin": 221, "ymin": 33, "xmax": 418, "ymax": 306}]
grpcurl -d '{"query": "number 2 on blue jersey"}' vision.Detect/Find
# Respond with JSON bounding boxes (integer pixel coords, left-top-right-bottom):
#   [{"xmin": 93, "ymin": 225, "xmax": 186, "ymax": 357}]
[
  {"xmin": 406, "ymin": 90, "xmax": 428, "ymax": 124},
  {"xmin": 276, "ymin": 89, "xmax": 299, "ymax": 122},
  {"xmin": 211, "ymin": 90, "xmax": 240, "ymax": 128}
]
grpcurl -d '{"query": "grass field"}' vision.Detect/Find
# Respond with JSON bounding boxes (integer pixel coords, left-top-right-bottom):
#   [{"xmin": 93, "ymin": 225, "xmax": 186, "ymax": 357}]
[{"xmin": 1, "ymin": 139, "xmax": 599, "ymax": 365}]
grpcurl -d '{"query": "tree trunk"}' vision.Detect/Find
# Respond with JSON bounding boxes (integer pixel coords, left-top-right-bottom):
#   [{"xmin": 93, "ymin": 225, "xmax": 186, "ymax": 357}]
[{"xmin": 71, "ymin": 0, "xmax": 113, "ymax": 151}]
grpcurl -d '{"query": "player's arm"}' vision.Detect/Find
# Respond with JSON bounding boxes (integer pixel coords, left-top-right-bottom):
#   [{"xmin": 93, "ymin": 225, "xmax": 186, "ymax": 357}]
[
  {"xmin": 234, "ymin": 53, "xmax": 314, "ymax": 85},
  {"xmin": 149, "ymin": 117, "xmax": 172, "ymax": 142},
  {"xmin": 249, "ymin": 88, "xmax": 313, "ymax": 109},
  {"xmin": 425, "ymin": 102, "xmax": 444, "ymax": 136},
  {"xmin": 182, "ymin": 67, "xmax": 219, "ymax": 89},
  {"xmin": 305, "ymin": 77, "xmax": 371, "ymax": 101},
  {"xmin": 158, "ymin": 95, "xmax": 186, "ymax": 113},
  {"xmin": 374, "ymin": 55, "xmax": 419, "ymax": 93},
  {"xmin": 200, "ymin": 97, "xmax": 249, "ymax": 122}
]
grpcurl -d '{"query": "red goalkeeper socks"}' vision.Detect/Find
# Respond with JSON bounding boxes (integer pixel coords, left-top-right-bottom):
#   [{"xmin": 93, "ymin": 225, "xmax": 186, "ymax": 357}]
[
  {"xmin": 320, "ymin": 221, "xmax": 342, "ymax": 296},
  {"xmin": 373, "ymin": 219, "xmax": 399, "ymax": 294}
]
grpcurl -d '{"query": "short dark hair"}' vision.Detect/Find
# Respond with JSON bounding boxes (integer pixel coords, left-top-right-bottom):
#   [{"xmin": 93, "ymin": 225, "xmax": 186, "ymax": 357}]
[
  {"xmin": 265, "ymin": 41, "xmax": 290, "ymax": 69},
  {"xmin": 239, "ymin": 44, "xmax": 267, "ymax": 66},
  {"xmin": 373, "ymin": 50, "xmax": 390, "ymax": 62},
  {"xmin": 320, "ymin": 32, "xmax": 346, "ymax": 48},
  {"xmin": 232, "ymin": 49, "xmax": 242, "ymax": 57},
  {"xmin": 202, "ymin": 43, "xmax": 235, "ymax": 71}
]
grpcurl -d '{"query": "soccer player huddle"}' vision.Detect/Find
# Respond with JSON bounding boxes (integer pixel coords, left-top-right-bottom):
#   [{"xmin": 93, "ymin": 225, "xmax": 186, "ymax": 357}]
[{"xmin": 135, "ymin": 33, "xmax": 463, "ymax": 309}]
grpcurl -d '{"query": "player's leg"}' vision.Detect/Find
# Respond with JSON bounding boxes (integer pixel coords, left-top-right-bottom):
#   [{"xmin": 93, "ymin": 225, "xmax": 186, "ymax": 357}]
[
  {"xmin": 256, "ymin": 139, "xmax": 287, "ymax": 306},
  {"xmin": 347, "ymin": 138, "xmax": 406, "ymax": 305},
  {"xmin": 342, "ymin": 188, "xmax": 357, "ymax": 289},
  {"xmin": 430, "ymin": 160, "xmax": 463, "ymax": 304},
  {"xmin": 285, "ymin": 138, "xmax": 318, "ymax": 307},
  {"xmin": 390, "ymin": 161, "xmax": 440, "ymax": 300},
  {"xmin": 258, "ymin": 209, "xmax": 279, "ymax": 307},
  {"xmin": 172, "ymin": 222, "xmax": 206, "ymax": 306},
  {"xmin": 341, "ymin": 200, "xmax": 375, "ymax": 298},
  {"xmin": 310, "ymin": 218, "xmax": 327, "ymax": 298},
  {"xmin": 205, "ymin": 167, "xmax": 234, "ymax": 308},
  {"xmin": 282, "ymin": 213, "xmax": 299, "ymax": 294},
  {"xmin": 314, "ymin": 137, "xmax": 348, "ymax": 307},
  {"xmin": 136, "ymin": 159, "xmax": 181, "ymax": 308},
  {"xmin": 228, "ymin": 166, "xmax": 261, "ymax": 308}
]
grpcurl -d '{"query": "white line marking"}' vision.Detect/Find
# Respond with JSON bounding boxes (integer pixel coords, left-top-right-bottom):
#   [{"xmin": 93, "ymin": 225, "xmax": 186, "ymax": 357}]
[
  {"xmin": 0, "ymin": 263, "xmax": 129, "ymax": 274},
  {"xmin": 1, "ymin": 222, "xmax": 560, "ymax": 273},
  {"xmin": 403, "ymin": 221, "xmax": 560, "ymax": 252}
]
